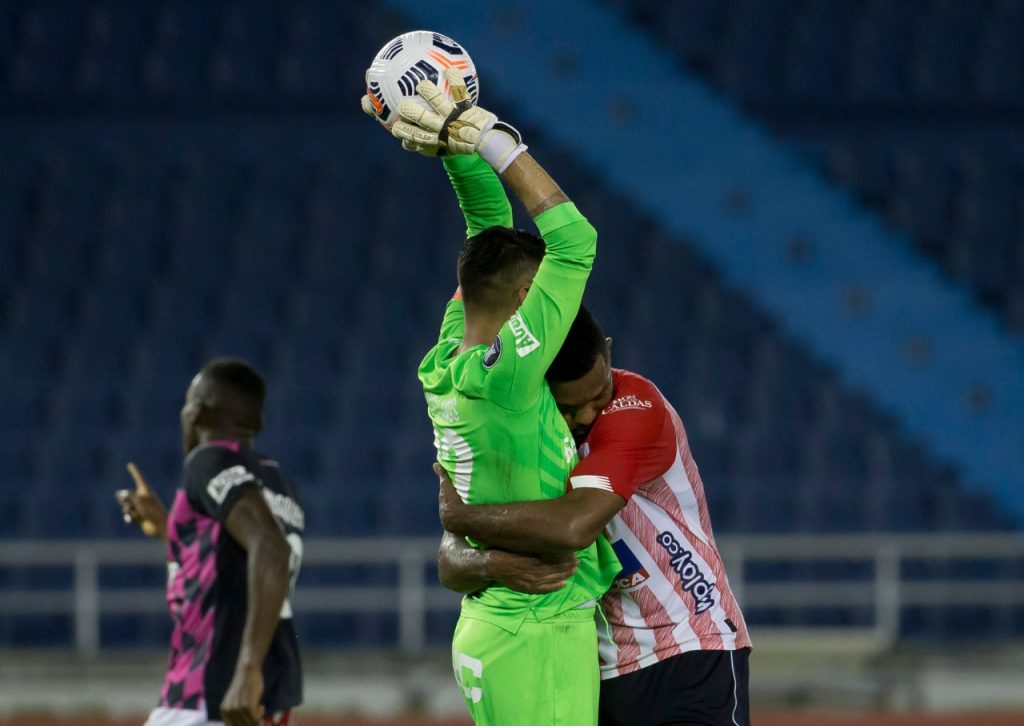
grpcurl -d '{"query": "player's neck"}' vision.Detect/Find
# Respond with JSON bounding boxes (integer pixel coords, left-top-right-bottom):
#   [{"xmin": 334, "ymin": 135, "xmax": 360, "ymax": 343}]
[
  {"xmin": 198, "ymin": 429, "xmax": 254, "ymax": 449},
  {"xmin": 460, "ymin": 310, "xmax": 507, "ymax": 353}
]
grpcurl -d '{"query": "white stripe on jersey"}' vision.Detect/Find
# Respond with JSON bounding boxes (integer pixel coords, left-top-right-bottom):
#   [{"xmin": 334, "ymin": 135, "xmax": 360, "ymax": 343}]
[
  {"xmin": 618, "ymin": 581, "xmax": 661, "ymax": 666},
  {"xmin": 660, "ymin": 451, "xmax": 710, "ymax": 546},
  {"xmin": 570, "ymin": 474, "xmax": 614, "ymax": 492},
  {"xmin": 435, "ymin": 428, "xmax": 474, "ymax": 502}
]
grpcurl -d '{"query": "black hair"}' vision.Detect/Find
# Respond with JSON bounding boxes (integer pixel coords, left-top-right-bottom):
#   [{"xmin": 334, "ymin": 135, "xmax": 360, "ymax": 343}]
[
  {"xmin": 546, "ymin": 304, "xmax": 608, "ymax": 383},
  {"xmin": 199, "ymin": 357, "xmax": 266, "ymax": 412},
  {"xmin": 457, "ymin": 226, "xmax": 546, "ymax": 308}
]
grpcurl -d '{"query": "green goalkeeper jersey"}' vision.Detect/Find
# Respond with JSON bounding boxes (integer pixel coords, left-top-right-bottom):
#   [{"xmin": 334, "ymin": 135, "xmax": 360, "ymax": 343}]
[{"xmin": 419, "ymin": 155, "xmax": 620, "ymax": 633}]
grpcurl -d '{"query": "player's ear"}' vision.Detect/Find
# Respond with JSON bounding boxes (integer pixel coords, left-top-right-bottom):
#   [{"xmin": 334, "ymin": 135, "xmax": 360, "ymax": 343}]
[{"xmin": 190, "ymin": 401, "xmax": 214, "ymax": 430}]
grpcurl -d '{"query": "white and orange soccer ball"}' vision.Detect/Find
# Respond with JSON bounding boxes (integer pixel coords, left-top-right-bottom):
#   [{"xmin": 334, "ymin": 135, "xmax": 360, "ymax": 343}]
[{"xmin": 365, "ymin": 30, "xmax": 479, "ymax": 129}]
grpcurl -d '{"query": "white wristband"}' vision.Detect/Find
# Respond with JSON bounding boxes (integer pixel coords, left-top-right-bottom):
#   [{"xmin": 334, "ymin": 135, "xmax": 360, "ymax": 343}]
[{"xmin": 478, "ymin": 124, "xmax": 528, "ymax": 174}]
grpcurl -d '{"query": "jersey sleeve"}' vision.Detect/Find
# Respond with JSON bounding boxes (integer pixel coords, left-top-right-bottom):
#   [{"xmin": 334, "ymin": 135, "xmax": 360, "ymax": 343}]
[
  {"xmin": 442, "ymin": 154, "xmax": 514, "ymax": 237},
  {"xmin": 183, "ymin": 445, "xmax": 261, "ymax": 523},
  {"xmin": 568, "ymin": 393, "xmax": 676, "ymax": 501},
  {"xmin": 434, "ymin": 155, "xmax": 510, "ymax": 343},
  {"xmin": 437, "ymin": 294, "xmax": 465, "ymax": 343},
  {"xmin": 484, "ymin": 202, "xmax": 597, "ymax": 409}
]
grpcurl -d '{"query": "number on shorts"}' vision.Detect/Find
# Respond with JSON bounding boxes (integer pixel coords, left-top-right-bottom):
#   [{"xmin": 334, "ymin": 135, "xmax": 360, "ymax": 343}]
[{"xmin": 455, "ymin": 652, "xmax": 483, "ymax": 704}]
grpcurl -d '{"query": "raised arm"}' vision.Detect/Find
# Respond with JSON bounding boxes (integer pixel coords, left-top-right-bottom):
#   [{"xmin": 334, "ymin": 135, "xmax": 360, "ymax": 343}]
[
  {"xmin": 432, "ymin": 154, "xmax": 514, "ymax": 344},
  {"xmin": 444, "ymin": 154, "xmax": 513, "ymax": 236}
]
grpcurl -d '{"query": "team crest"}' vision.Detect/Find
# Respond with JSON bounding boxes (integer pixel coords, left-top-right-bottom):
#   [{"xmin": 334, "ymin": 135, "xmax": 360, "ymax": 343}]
[
  {"xmin": 611, "ymin": 539, "xmax": 650, "ymax": 591},
  {"xmin": 483, "ymin": 335, "xmax": 502, "ymax": 368}
]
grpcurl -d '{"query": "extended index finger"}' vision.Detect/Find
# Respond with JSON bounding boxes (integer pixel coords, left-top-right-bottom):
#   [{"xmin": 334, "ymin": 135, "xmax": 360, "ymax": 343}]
[{"xmin": 126, "ymin": 462, "xmax": 153, "ymax": 495}]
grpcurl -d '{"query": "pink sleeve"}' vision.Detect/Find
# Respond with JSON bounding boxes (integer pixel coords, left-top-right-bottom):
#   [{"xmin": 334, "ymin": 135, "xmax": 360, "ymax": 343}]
[{"xmin": 569, "ymin": 395, "xmax": 676, "ymax": 501}]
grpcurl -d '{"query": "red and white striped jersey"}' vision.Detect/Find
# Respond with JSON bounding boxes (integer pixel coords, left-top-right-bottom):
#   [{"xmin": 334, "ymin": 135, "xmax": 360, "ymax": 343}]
[{"xmin": 569, "ymin": 369, "xmax": 751, "ymax": 679}]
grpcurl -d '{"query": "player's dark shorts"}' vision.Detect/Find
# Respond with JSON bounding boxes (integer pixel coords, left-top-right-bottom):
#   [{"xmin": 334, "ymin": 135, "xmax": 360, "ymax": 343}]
[
  {"xmin": 143, "ymin": 707, "xmax": 297, "ymax": 725},
  {"xmin": 599, "ymin": 647, "xmax": 751, "ymax": 726}
]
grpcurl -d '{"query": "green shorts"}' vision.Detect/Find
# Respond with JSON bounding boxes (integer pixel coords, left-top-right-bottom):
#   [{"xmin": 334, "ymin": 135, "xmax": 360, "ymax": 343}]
[{"xmin": 451, "ymin": 606, "xmax": 599, "ymax": 726}]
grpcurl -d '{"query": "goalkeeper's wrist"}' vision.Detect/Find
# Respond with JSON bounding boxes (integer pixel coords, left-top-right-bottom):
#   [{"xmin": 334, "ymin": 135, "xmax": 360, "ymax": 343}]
[
  {"xmin": 442, "ymin": 154, "xmax": 485, "ymax": 172},
  {"xmin": 478, "ymin": 125, "xmax": 528, "ymax": 175}
]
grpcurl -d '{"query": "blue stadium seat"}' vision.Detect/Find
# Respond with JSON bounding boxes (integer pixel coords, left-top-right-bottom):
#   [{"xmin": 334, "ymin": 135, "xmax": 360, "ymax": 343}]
[
  {"xmin": 6, "ymin": 282, "xmax": 77, "ymax": 335},
  {"xmin": 148, "ymin": 283, "xmax": 221, "ymax": 340},
  {"xmin": 0, "ymin": 330, "xmax": 63, "ymax": 385},
  {"xmin": 128, "ymin": 336, "xmax": 203, "ymax": 389},
  {"xmin": 49, "ymin": 382, "xmax": 124, "ymax": 434},
  {"xmin": 204, "ymin": 330, "xmax": 273, "ymax": 372},
  {"xmin": 121, "ymin": 381, "xmax": 185, "ymax": 431},
  {"xmin": 21, "ymin": 481, "xmax": 96, "ymax": 538},
  {"xmin": 61, "ymin": 330, "xmax": 134, "ymax": 386},
  {"xmin": 140, "ymin": 3, "xmax": 217, "ymax": 99},
  {"xmin": 104, "ymin": 428, "xmax": 184, "ymax": 488},
  {"xmin": 7, "ymin": 0, "xmax": 79, "ymax": 99},
  {"xmin": 0, "ymin": 382, "xmax": 48, "ymax": 433},
  {"xmin": 272, "ymin": 332, "xmax": 344, "ymax": 382},
  {"xmin": 33, "ymin": 433, "xmax": 108, "ymax": 489}
]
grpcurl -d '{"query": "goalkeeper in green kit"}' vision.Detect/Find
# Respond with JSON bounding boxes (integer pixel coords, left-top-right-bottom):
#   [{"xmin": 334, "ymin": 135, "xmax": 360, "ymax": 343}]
[{"xmin": 362, "ymin": 68, "xmax": 620, "ymax": 724}]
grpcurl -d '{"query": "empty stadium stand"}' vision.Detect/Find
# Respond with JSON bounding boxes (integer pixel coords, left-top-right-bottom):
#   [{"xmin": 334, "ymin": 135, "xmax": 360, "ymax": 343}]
[{"xmin": 0, "ymin": 0, "xmax": 1020, "ymax": 648}]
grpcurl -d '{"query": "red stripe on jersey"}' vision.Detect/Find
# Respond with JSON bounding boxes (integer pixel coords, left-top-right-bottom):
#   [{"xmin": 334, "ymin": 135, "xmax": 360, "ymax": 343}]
[
  {"xmin": 673, "ymin": 409, "xmax": 716, "ymax": 540},
  {"xmin": 631, "ymin": 583, "xmax": 683, "ymax": 663},
  {"xmin": 601, "ymin": 589, "xmax": 642, "ymax": 673}
]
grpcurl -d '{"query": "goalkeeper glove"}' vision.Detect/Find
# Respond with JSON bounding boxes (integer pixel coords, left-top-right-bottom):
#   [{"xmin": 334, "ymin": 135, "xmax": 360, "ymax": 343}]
[
  {"xmin": 392, "ymin": 68, "xmax": 528, "ymax": 173},
  {"xmin": 361, "ymin": 93, "xmax": 444, "ymax": 157}
]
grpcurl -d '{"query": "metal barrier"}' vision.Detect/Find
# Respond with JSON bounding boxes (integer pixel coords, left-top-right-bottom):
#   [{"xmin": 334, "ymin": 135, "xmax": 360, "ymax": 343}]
[{"xmin": 1, "ymin": 534, "xmax": 1023, "ymax": 659}]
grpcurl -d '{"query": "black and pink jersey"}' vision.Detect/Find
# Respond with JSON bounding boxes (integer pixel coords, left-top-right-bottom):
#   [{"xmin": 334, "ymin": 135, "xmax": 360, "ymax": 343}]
[{"xmin": 159, "ymin": 440, "xmax": 304, "ymax": 720}]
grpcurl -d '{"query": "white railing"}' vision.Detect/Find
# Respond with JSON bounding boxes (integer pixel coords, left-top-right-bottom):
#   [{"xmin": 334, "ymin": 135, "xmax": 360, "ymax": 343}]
[{"xmin": 1, "ymin": 534, "xmax": 1023, "ymax": 659}]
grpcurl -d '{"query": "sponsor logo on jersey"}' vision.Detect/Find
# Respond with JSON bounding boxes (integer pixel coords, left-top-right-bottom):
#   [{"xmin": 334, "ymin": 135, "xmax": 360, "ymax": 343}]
[
  {"xmin": 602, "ymin": 394, "xmax": 653, "ymax": 415},
  {"xmin": 658, "ymin": 531, "xmax": 717, "ymax": 613},
  {"xmin": 508, "ymin": 311, "xmax": 540, "ymax": 357},
  {"xmin": 482, "ymin": 335, "xmax": 502, "ymax": 368},
  {"xmin": 207, "ymin": 465, "xmax": 256, "ymax": 504},
  {"xmin": 426, "ymin": 392, "xmax": 459, "ymax": 424},
  {"xmin": 611, "ymin": 539, "xmax": 650, "ymax": 591},
  {"xmin": 262, "ymin": 489, "xmax": 305, "ymax": 530}
]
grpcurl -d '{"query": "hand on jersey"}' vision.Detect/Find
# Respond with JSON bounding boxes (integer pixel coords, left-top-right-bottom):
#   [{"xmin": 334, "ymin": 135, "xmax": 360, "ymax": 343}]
[
  {"xmin": 115, "ymin": 463, "xmax": 168, "ymax": 540},
  {"xmin": 486, "ymin": 549, "xmax": 578, "ymax": 595},
  {"xmin": 394, "ymin": 68, "xmax": 528, "ymax": 172}
]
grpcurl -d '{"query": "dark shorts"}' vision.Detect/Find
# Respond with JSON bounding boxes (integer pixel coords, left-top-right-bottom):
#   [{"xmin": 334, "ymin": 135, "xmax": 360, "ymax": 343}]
[{"xmin": 599, "ymin": 648, "xmax": 751, "ymax": 726}]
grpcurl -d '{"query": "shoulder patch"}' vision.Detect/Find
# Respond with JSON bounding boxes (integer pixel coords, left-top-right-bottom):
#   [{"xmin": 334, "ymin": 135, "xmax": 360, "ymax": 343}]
[
  {"xmin": 207, "ymin": 465, "xmax": 256, "ymax": 504},
  {"xmin": 482, "ymin": 334, "xmax": 502, "ymax": 368}
]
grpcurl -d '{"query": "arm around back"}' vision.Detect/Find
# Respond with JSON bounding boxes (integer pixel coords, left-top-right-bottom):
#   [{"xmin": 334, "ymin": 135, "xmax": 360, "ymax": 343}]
[
  {"xmin": 438, "ymin": 466, "xmax": 625, "ymax": 555},
  {"xmin": 437, "ymin": 530, "xmax": 578, "ymax": 596}
]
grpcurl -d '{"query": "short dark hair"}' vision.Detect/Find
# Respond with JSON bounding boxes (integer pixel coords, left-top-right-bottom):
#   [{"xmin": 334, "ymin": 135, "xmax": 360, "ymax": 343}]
[
  {"xmin": 457, "ymin": 226, "xmax": 545, "ymax": 308},
  {"xmin": 547, "ymin": 304, "xmax": 607, "ymax": 383},
  {"xmin": 200, "ymin": 357, "xmax": 266, "ymax": 410}
]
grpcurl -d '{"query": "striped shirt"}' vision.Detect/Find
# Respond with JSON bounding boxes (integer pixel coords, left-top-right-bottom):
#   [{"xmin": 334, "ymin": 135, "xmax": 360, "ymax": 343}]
[{"xmin": 570, "ymin": 369, "xmax": 751, "ymax": 679}]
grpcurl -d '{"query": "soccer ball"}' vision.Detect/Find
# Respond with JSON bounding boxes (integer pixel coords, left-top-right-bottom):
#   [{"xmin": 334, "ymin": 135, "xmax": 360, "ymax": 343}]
[{"xmin": 365, "ymin": 30, "xmax": 479, "ymax": 129}]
